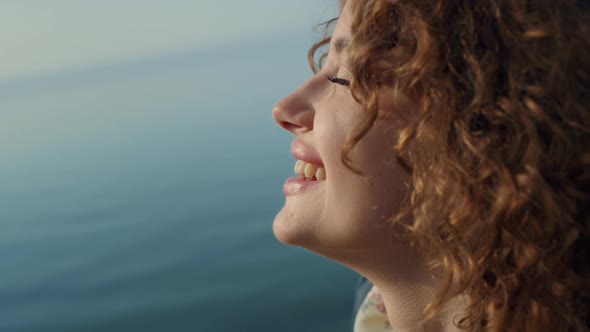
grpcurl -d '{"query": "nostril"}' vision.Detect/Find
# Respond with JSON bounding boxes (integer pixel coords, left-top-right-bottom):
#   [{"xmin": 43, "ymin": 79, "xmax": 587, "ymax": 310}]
[{"xmin": 280, "ymin": 121, "xmax": 301, "ymax": 131}]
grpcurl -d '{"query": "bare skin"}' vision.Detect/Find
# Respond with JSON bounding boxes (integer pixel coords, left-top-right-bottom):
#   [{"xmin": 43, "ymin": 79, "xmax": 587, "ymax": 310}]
[{"xmin": 273, "ymin": 1, "xmax": 464, "ymax": 331}]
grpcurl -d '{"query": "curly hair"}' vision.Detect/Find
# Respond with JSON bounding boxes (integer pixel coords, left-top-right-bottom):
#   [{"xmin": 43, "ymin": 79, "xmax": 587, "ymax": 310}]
[{"xmin": 309, "ymin": 0, "xmax": 590, "ymax": 330}]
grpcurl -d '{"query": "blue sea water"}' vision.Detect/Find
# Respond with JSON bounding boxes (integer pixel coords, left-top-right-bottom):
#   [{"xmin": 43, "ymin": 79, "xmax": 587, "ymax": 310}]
[{"xmin": 0, "ymin": 31, "xmax": 357, "ymax": 332}]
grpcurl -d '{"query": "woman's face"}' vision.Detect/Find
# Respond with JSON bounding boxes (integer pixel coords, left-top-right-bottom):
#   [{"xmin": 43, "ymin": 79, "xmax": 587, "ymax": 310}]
[{"xmin": 272, "ymin": 1, "xmax": 416, "ymax": 264}]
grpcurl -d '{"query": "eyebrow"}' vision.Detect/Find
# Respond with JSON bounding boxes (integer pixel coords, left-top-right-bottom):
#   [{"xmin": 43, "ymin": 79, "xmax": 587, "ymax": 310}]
[{"xmin": 333, "ymin": 37, "xmax": 350, "ymax": 54}]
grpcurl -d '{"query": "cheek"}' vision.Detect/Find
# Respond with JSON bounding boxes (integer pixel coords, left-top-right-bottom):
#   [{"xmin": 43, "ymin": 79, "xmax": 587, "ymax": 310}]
[
  {"xmin": 358, "ymin": 141, "xmax": 412, "ymax": 231},
  {"xmin": 314, "ymin": 98, "xmax": 359, "ymax": 172},
  {"xmin": 326, "ymin": 121, "xmax": 411, "ymax": 226}
]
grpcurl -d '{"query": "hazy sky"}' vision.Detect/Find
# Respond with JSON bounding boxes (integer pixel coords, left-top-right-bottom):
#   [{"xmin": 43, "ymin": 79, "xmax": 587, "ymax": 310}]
[{"xmin": 0, "ymin": 0, "xmax": 340, "ymax": 80}]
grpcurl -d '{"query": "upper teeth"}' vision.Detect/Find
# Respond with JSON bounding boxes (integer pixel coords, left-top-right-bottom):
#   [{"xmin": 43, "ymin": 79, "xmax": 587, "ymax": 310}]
[{"xmin": 294, "ymin": 160, "xmax": 326, "ymax": 181}]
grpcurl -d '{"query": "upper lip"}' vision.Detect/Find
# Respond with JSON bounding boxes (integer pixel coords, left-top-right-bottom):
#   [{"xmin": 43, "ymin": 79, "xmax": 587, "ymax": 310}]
[{"xmin": 291, "ymin": 140, "xmax": 324, "ymax": 168}]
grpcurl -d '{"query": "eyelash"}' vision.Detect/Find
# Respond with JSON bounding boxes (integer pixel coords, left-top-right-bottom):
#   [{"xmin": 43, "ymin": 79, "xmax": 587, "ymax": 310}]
[{"xmin": 326, "ymin": 75, "xmax": 351, "ymax": 87}]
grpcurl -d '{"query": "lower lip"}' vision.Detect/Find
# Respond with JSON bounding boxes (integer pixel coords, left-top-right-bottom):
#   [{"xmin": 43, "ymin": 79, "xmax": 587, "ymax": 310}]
[{"xmin": 283, "ymin": 177, "xmax": 325, "ymax": 196}]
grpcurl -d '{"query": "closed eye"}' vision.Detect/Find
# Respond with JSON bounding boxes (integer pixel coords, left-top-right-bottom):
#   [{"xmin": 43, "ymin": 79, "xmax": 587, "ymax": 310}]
[{"xmin": 326, "ymin": 75, "xmax": 351, "ymax": 87}]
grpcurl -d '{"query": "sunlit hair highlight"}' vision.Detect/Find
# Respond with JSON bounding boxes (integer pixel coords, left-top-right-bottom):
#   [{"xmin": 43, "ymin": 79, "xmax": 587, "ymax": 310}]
[{"xmin": 309, "ymin": 0, "xmax": 589, "ymax": 330}]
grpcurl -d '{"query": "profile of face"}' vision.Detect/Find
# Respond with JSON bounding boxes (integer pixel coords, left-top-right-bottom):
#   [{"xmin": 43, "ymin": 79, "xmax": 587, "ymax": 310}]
[{"xmin": 272, "ymin": 0, "xmax": 418, "ymax": 269}]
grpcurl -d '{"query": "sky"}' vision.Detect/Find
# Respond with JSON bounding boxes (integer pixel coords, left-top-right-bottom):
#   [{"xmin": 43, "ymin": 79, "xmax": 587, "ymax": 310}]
[{"xmin": 0, "ymin": 0, "xmax": 340, "ymax": 80}]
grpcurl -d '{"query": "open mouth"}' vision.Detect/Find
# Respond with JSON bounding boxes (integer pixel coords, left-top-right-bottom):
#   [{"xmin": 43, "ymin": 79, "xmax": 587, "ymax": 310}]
[{"xmin": 294, "ymin": 159, "xmax": 326, "ymax": 181}]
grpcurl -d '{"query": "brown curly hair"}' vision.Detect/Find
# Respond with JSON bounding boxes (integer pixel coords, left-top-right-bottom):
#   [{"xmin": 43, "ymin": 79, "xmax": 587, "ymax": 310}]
[{"xmin": 309, "ymin": 0, "xmax": 590, "ymax": 330}]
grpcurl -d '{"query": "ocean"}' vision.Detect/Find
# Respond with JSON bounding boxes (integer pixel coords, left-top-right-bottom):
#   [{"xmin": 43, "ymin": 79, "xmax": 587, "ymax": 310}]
[{"xmin": 0, "ymin": 30, "xmax": 358, "ymax": 332}]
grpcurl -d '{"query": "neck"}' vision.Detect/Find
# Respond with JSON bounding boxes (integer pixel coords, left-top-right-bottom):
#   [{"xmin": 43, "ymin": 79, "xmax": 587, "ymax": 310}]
[
  {"xmin": 369, "ymin": 274, "xmax": 463, "ymax": 332},
  {"xmin": 343, "ymin": 246, "xmax": 464, "ymax": 332}
]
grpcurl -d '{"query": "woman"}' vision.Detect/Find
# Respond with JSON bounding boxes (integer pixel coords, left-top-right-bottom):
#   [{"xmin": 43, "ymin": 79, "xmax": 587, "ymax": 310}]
[{"xmin": 272, "ymin": 0, "xmax": 589, "ymax": 331}]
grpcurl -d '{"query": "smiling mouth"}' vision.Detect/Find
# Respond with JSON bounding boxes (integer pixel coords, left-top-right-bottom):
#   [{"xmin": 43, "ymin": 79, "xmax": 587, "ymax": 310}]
[{"xmin": 294, "ymin": 159, "xmax": 326, "ymax": 181}]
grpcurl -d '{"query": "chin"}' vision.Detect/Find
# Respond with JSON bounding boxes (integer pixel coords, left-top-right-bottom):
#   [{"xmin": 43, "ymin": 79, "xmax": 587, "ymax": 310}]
[
  {"xmin": 272, "ymin": 206, "xmax": 309, "ymax": 246},
  {"xmin": 273, "ymin": 185, "xmax": 328, "ymax": 245}
]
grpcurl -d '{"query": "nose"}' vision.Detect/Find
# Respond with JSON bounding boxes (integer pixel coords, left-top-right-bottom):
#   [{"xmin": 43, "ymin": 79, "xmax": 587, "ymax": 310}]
[{"xmin": 272, "ymin": 79, "xmax": 317, "ymax": 135}]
